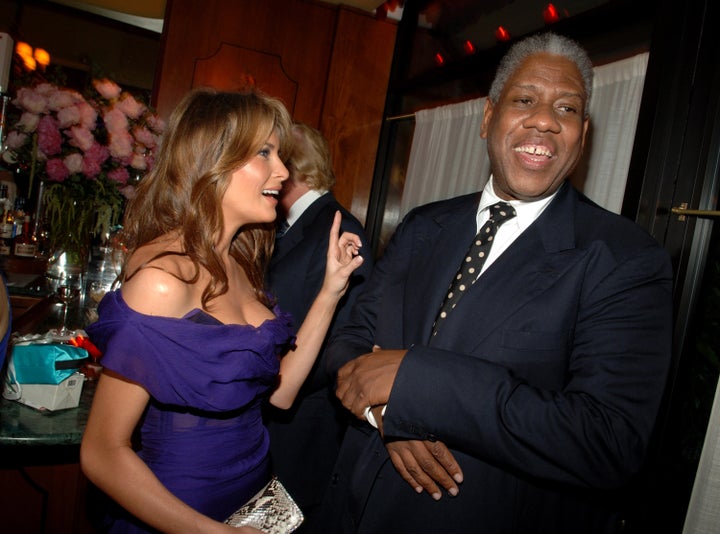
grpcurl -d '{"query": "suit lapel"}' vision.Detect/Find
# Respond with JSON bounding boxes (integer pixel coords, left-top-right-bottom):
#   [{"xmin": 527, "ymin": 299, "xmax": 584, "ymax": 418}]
[{"xmin": 429, "ymin": 183, "xmax": 585, "ymax": 351}]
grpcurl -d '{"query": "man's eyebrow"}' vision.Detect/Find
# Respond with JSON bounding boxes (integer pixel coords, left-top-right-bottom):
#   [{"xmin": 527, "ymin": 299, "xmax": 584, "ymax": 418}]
[
  {"xmin": 510, "ymin": 83, "xmax": 539, "ymax": 92},
  {"xmin": 509, "ymin": 83, "xmax": 584, "ymax": 100}
]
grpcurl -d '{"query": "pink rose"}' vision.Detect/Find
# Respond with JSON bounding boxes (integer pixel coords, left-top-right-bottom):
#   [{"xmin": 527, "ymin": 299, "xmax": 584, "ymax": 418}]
[
  {"xmin": 14, "ymin": 87, "xmax": 47, "ymax": 114},
  {"xmin": 146, "ymin": 114, "xmax": 165, "ymax": 134},
  {"xmin": 133, "ymin": 126, "xmax": 157, "ymax": 149},
  {"xmin": 145, "ymin": 154, "xmax": 156, "ymax": 172},
  {"xmin": 48, "ymin": 88, "xmax": 82, "ymax": 111},
  {"xmin": 68, "ymin": 126, "xmax": 96, "ymax": 152},
  {"xmin": 119, "ymin": 184, "xmax": 137, "ymax": 200},
  {"xmin": 116, "ymin": 94, "xmax": 146, "ymax": 120},
  {"xmin": 77, "ymin": 101, "xmax": 98, "ymax": 129},
  {"xmin": 37, "ymin": 115, "xmax": 62, "ymax": 156},
  {"xmin": 107, "ymin": 166, "xmax": 130, "ymax": 185},
  {"xmin": 93, "ymin": 78, "xmax": 122, "ymax": 100},
  {"xmin": 17, "ymin": 112, "xmax": 40, "ymax": 132},
  {"xmin": 103, "ymin": 107, "xmax": 129, "ymax": 134},
  {"xmin": 45, "ymin": 158, "xmax": 70, "ymax": 182},
  {"xmin": 64, "ymin": 153, "xmax": 84, "ymax": 174},
  {"xmin": 130, "ymin": 153, "xmax": 147, "ymax": 170},
  {"xmin": 57, "ymin": 105, "xmax": 81, "ymax": 129},
  {"xmin": 82, "ymin": 143, "xmax": 110, "ymax": 178},
  {"xmin": 34, "ymin": 83, "xmax": 56, "ymax": 97},
  {"xmin": 108, "ymin": 129, "xmax": 134, "ymax": 159},
  {"xmin": 6, "ymin": 131, "xmax": 28, "ymax": 150}
]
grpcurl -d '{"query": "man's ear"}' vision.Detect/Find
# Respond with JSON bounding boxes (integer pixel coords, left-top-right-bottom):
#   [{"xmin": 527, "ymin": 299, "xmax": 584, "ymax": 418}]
[
  {"xmin": 580, "ymin": 116, "xmax": 590, "ymax": 152},
  {"xmin": 480, "ymin": 98, "xmax": 494, "ymax": 140}
]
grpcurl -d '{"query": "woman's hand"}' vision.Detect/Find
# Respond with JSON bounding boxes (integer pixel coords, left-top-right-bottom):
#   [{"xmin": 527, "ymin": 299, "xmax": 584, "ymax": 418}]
[
  {"xmin": 322, "ymin": 211, "xmax": 364, "ymax": 298},
  {"xmin": 270, "ymin": 211, "xmax": 364, "ymax": 409}
]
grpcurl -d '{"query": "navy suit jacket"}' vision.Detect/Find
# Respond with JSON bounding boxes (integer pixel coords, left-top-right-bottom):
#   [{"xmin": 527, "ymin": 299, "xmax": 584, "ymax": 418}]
[
  {"xmin": 323, "ymin": 182, "xmax": 673, "ymax": 534},
  {"xmin": 264, "ymin": 192, "xmax": 373, "ymax": 529}
]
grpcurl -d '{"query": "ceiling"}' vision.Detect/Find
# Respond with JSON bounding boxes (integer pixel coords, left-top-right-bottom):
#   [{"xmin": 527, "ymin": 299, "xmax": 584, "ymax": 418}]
[{"xmin": 50, "ymin": 0, "xmax": 385, "ymax": 32}]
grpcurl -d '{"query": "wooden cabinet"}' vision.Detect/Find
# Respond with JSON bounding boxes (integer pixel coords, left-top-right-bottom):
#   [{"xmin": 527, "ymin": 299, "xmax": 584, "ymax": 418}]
[
  {"xmin": 0, "ymin": 458, "xmax": 98, "ymax": 534},
  {"xmin": 0, "ymin": 381, "xmax": 99, "ymax": 533}
]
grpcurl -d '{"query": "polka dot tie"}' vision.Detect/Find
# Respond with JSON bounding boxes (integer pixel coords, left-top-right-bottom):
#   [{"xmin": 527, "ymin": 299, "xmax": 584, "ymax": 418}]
[{"xmin": 432, "ymin": 202, "xmax": 516, "ymax": 336}]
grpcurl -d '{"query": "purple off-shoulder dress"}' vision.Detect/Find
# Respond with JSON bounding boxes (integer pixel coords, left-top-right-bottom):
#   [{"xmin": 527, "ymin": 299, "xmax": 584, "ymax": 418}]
[{"xmin": 86, "ymin": 290, "xmax": 295, "ymax": 533}]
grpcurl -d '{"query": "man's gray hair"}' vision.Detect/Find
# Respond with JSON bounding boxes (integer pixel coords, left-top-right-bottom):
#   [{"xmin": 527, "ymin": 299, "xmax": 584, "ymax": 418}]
[{"xmin": 488, "ymin": 32, "xmax": 594, "ymax": 117}]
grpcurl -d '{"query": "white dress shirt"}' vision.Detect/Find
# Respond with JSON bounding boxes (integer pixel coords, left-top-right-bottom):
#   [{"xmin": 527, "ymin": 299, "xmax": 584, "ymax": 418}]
[{"xmin": 474, "ymin": 176, "xmax": 556, "ymax": 277}]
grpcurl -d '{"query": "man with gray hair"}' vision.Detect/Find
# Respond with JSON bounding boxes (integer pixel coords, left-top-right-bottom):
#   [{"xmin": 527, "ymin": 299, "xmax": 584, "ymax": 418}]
[{"xmin": 321, "ymin": 32, "xmax": 672, "ymax": 533}]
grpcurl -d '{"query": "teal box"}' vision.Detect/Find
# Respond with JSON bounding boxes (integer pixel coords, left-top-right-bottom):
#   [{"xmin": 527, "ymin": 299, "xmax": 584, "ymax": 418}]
[{"xmin": 9, "ymin": 344, "xmax": 89, "ymax": 385}]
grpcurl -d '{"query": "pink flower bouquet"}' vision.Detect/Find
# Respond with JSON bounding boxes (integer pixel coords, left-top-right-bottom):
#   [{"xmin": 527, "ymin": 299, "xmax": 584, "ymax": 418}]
[{"xmin": 1, "ymin": 78, "xmax": 164, "ymax": 261}]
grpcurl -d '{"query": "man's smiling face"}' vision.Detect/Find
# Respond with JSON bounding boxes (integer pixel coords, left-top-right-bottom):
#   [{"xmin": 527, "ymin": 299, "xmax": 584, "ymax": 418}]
[{"xmin": 481, "ymin": 52, "xmax": 590, "ymax": 202}]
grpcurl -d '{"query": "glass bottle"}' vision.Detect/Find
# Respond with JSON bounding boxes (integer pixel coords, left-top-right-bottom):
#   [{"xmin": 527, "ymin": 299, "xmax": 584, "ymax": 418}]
[
  {"xmin": 14, "ymin": 214, "xmax": 37, "ymax": 257},
  {"xmin": 0, "ymin": 184, "xmax": 13, "ymax": 255}
]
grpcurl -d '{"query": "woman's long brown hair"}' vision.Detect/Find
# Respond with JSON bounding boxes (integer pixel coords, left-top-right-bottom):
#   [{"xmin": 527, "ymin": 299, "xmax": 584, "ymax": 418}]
[{"xmin": 121, "ymin": 88, "xmax": 293, "ymax": 310}]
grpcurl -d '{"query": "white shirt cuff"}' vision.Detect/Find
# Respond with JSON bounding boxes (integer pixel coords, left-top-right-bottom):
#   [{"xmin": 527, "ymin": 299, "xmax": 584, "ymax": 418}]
[{"xmin": 363, "ymin": 405, "xmax": 387, "ymax": 428}]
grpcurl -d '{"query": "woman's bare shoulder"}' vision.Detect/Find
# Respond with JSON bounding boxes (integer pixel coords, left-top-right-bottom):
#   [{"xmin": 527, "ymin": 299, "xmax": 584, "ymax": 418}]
[{"xmin": 121, "ymin": 235, "xmax": 199, "ymax": 317}]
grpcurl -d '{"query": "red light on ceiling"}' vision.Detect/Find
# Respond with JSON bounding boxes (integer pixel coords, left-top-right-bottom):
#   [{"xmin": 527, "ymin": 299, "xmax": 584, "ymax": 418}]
[
  {"xmin": 434, "ymin": 52, "xmax": 445, "ymax": 66},
  {"xmin": 463, "ymin": 40, "xmax": 475, "ymax": 55},
  {"xmin": 495, "ymin": 26, "xmax": 511, "ymax": 42},
  {"xmin": 543, "ymin": 3, "xmax": 560, "ymax": 24}
]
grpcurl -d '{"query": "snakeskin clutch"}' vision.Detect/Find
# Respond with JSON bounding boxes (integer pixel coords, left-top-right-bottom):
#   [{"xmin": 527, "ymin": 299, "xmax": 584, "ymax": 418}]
[{"xmin": 225, "ymin": 476, "xmax": 304, "ymax": 533}]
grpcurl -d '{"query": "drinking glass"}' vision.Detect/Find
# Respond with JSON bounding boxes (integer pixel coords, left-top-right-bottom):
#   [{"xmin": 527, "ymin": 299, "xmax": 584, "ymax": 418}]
[{"xmin": 55, "ymin": 270, "xmax": 84, "ymax": 337}]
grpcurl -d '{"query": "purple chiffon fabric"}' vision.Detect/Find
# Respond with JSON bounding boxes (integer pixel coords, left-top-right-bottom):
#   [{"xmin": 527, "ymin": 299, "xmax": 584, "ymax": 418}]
[{"xmin": 86, "ymin": 290, "xmax": 295, "ymax": 532}]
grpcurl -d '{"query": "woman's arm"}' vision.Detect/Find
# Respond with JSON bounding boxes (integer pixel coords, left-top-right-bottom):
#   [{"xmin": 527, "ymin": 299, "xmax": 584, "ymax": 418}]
[
  {"xmin": 269, "ymin": 211, "xmax": 364, "ymax": 409},
  {"xmin": 81, "ymin": 373, "xmax": 258, "ymax": 533}
]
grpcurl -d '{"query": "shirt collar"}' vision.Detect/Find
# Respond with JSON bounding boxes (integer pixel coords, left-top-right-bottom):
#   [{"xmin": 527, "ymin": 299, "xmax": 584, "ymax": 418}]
[
  {"xmin": 286, "ymin": 189, "xmax": 327, "ymax": 227},
  {"xmin": 478, "ymin": 176, "xmax": 558, "ymax": 231}
]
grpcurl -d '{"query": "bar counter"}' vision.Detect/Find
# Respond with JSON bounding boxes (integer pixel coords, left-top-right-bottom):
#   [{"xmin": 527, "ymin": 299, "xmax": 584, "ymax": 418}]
[
  {"xmin": 0, "ymin": 379, "xmax": 96, "ymax": 447},
  {"xmin": 1, "ymin": 267, "xmax": 101, "ymax": 533}
]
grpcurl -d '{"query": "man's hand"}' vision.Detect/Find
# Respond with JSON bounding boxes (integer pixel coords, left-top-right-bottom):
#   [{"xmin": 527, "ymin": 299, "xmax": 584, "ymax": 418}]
[
  {"xmin": 337, "ymin": 348, "xmax": 463, "ymax": 499},
  {"xmin": 336, "ymin": 349, "xmax": 406, "ymax": 418},
  {"xmin": 386, "ymin": 439, "xmax": 464, "ymax": 500}
]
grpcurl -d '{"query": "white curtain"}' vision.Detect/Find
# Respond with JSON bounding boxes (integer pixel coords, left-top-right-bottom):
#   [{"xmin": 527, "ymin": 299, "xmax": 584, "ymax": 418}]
[
  {"xmin": 399, "ymin": 97, "xmax": 489, "ymax": 217},
  {"xmin": 684, "ymin": 379, "xmax": 720, "ymax": 533},
  {"xmin": 575, "ymin": 52, "xmax": 649, "ymax": 213},
  {"xmin": 399, "ymin": 52, "xmax": 649, "ymax": 217}
]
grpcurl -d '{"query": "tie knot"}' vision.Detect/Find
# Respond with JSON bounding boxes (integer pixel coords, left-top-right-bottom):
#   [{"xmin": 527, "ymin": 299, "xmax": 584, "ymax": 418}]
[{"xmin": 488, "ymin": 202, "xmax": 516, "ymax": 224}]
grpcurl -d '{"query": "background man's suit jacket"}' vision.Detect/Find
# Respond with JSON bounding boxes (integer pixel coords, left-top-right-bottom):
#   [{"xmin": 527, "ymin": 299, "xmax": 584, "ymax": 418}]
[
  {"xmin": 264, "ymin": 192, "xmax": 373, "ymax": 530},
  {"xmin": 323, "ymin": 182, "xmax": 673, "ymax": 534}
]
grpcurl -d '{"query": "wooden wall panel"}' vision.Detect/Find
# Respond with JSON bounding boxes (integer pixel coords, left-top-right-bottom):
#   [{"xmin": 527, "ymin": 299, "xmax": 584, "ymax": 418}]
[
  {"xmin": 321, "ymin": 9, "xmax": 396, "ymax": 223},
  {"xmin": 154, "ymin": 0, "xmax": 335, "ymax": 122},
  {"xmin": 192, "ymin": 44, "xmax": 299, "ymax": 111},
  {"xmin": 153, "ymin": 0, "xmax": 397, "ymax": 226}
]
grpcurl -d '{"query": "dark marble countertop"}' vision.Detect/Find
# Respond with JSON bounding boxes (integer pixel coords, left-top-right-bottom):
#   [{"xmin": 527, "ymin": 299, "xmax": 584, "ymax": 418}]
[
  {"xmin": 0, "ymin": 377, "xmax": 96, "ymax": 447},
  {"xmin": 1, "ymin": 269, "xmax": 99, "ymax": 449}
]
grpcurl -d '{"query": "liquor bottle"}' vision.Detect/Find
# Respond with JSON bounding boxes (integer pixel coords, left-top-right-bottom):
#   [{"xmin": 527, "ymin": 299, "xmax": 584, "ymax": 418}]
[
  {"xmin": 0, "ymin": 184, "xmax": 12, "ymax": 255},
  {"xmin": 11, "ymin": 196, "xmax": 25, "ymax": 238},
  {"xmin": 14, "ymin": 214, "xmax": 37, "ymax": 257}
]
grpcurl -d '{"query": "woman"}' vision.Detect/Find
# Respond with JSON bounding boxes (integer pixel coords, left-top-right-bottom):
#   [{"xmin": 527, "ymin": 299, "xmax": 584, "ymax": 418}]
[{"xmin": 80, "ymin": 88, "xmax": 363, "ymax": 533}]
